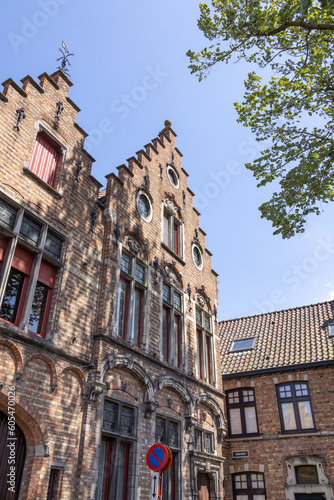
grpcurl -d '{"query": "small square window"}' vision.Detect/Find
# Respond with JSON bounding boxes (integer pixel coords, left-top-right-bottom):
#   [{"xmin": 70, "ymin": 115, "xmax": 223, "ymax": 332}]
[
  {"xmin": 20, "ymin": 215, "xmax": 41, "ymax": 245},
  {"xmin": 230, "ymin": 338, "xmax": 255, "ymax": 352},
  {"xmin": 120, "ymin": 253, "xmax": 131, "ymax": 275},
  {"xmin": 0, "ymin": 199, "xmax": 17, "ymax": 229}
]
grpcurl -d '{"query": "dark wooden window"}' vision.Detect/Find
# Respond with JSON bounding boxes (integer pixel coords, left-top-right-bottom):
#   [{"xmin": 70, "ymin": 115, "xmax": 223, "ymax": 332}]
[
  {"xmin": 155, "ymin": 416, "xmax": 180, "ymax": 500},
  {"xmin": 117, "ymin": 278, "xmax": 129, "ymax": 339},
  {"xmin": 28, "ymin": 132, "xmax": 60, "ymax": 187},
  {"xmin": 196, "ymin": 308, "xmax": 213, "ymax": 384},
  {"xmin": 277, "ymin": 382, "xmax": 316, "ymax": 433},
  {"xmin": 162, "ymin": 210, "xmax": 182, "ymax": 257},
  {"xmin": 226, "ymin": 388, "xmax": 259, "ymax": 437},
  {"xmin": 162, "ymin": 306, "xmax": 169, "ymax": 361},
  {"xmin": 162, "ymin": 283, "xmax": 182, "ymax": 366},
  {"xmin": 131, "ymin": 287, "xmax": 142, "ymax": 346},
  {"xmin": 97, "ymin": 401, "xmax": 135, "ymax": 500},
  {"xmin": 232, "ymin": 472, "xmax": 266, "ymax": 500},
  {"xmin": 46, "ymin": 468, "xmax": 64, "ymax": 500}
]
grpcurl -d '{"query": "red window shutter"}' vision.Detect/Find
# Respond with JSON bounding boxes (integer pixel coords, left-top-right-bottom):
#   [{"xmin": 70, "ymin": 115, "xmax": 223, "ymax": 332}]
[
  {"xmin": 38, "ymin": 260, "xmax": 56, "ymax": 287},
  {"xmin": 0, "ymin": 237, "xmax": 8, "ymax": 261},
  {"xmin": 12, "ymin": 246, "xmax": 33, "ymax": 274},
  {"xmin": 29, "ymin": 133, "xmax": 60, "ymax": 187}
]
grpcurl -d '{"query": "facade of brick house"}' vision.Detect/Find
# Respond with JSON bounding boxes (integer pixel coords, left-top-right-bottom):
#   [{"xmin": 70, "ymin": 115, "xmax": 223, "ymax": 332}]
[
  {"xmin": 0, "ymin": 69, "xmax": 226, "ymax": 500},
  {"xmin": 219, "ymin": 302, "xmax": 334, "ymax": 500}
]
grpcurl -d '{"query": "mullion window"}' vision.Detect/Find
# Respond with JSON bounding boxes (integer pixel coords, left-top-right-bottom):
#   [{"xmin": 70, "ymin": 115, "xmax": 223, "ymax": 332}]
[
  {"xmin": 277, "ymin": 382, "xmax": 315, "ymax": 433},
  {"xmin": 227, "ymin": 389, "xmax": 259, "ymax": 437},
  {"xmin": 0, "ymin": 200, "xmax": 62, "ymax": 338},
  {"xmin": 100, "ymin": 401, "xmax": 136, "ymax": 500},
  {"xmin": 232, "ymin": 472, "xmax": 266, "ymax": 500},
  {"xmin": 196, "ymin": 308, "xmax": 213, "ymax": 384},
  {"xmin": 162, "ymin": 283, "xmax": 183, "ymax": 366},
  {"xmin": 155, "ymin": 416, "xmax": 180, "ymax": 500}
]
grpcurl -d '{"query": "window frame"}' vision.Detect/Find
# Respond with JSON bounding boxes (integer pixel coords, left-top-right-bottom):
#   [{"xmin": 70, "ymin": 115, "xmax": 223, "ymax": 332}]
[
  {"xmin": 0, "ymin": 198, "xmax": 63, "ymax": 338},
  {"xmin": 161, "ymin": 282, "xmax": 183, "ymax": 367},
  {"xmin": 194, "ymin": 427, "xmax": 214, "ymax": 455},
  {"xmin": 98, "ymin": 399, "xmax": 137, "ymax": 500},
  {"xmin": 196, "ymin": 307, "xmax": 214, "ymax": 385},
  {"xmin": 276, "ymin": 382, "xmax": 316, "ymax": 434},
  {"xmin": 192, "ymin": 244, "xmax": 203, "ymax": 270},
  {"xmin": 230, "ymin": 337, "xmax": 255, "ymax": 352},
  {"xmin": 328, "ymin": 323, "xmax": 334, "ymax": 337},
  {"xmin": 116, "ymin": 251, "xmax": 146, "ymax": 347},
  {"xmin": 155, "ymin": 415, "xmax": 181, "ymax": 500},
  {"xmin": 232, "ymin": 471, "xmax": 267, "ymax": 500},
  {"xmin": 162, "ymin": 208, "xmax": 183, "ymax": 258},
  {"xmin": 226, "ymin": 388, "xmax": 259, "ymax": 438},
  {"xmin": 137, "ymin": 191, "xmax": 153, "ymax": 222},
  {"xmin": 27, "ymin": 128, "xmax": 66, "ymax": 190}
]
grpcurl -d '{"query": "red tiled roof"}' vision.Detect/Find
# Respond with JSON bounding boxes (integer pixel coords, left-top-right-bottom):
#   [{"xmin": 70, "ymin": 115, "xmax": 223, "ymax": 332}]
[{"xmin": 219, "ymin": 301, "xmax": 334, "ymax": 375}]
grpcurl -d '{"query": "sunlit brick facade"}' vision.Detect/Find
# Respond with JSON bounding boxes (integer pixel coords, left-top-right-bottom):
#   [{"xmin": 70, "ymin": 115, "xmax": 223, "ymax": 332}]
[{"xmin": 0, "ymin": 69, "xmax": 226, "ymax": 500}]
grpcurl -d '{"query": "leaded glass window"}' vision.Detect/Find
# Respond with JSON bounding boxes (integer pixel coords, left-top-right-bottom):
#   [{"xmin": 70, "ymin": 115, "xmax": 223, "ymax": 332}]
[
  {"xmin": 120, "ymin": 253, "xmax": 131, "ymax": 275},
  {"xmin": 174, "ymin": 291, "xmax": 181, "ymax": 311},
  {"xmin": 195, "ymin": 429, "xmax": 202, "ymax": 452},
  {"xmin": 45, "ymin": 231, "xmax": 62, "ymax": 259},
  {"xmin": 120, "ymin": 406, "xmax": 134, "ymax": 436},
  {"xmin": 155, "ymin": 416, "xmax": 179, "ymax": 450},
  {"xmin": 135, "ymin": 262, "xmax": 145, "ymax": 284},
  {"xmin": 20, "ymin": 215, "xmax": 41, "ymax": 245},
  {"xmin": 163, "ymin": 283, "xmax": 171, "ymax": 304},
  {"xmin": 204, "ymin": 432, "xmax": 212, "ymax": 454},
  {"xmin": 0, "ymin": 199, "xmax": 17, "ymax": 229},
  {"xmin": 103, "ymin": 401, "xmax": 118, "ymax": 432}
]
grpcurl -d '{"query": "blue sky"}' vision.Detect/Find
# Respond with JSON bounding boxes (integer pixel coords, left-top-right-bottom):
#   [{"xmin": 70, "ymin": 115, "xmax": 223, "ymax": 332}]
[{"xmin": 2, "ymin": 0, "xmax": 334, "ymax": 320}]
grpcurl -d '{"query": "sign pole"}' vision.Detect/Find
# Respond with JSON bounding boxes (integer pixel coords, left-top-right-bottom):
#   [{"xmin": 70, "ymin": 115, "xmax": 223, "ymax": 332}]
[{"xmin": 157, "ymin": 471, "xmax": 163, "ymax": 500}]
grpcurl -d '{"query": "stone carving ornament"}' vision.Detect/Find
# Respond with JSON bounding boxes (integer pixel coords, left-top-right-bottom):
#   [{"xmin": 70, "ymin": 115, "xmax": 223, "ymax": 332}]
[{"xmin": 128, "ymin": 236, "xmax": 141, "ymax": 255}]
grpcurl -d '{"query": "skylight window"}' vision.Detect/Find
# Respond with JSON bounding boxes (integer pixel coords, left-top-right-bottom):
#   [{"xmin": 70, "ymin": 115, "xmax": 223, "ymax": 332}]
[
  {"xmin": 329, "ymin": 324, "xmax": 334, "ymax": 337},
  {"xmin": 230, "ymin": 338, "xmax": 255, "ymax": 352}
]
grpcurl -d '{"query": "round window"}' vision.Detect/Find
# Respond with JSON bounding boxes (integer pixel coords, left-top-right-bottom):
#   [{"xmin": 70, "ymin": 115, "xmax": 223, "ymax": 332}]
[
  {"xmin": 137, "ymin": 193, "xmax": 152, "ymax": 221},
  {"xmin": 167, "ymin": 166, "xmax": 179, "ymax": 188},
  {"xmin": 192, "ymin": 245, "xmax": 203, "ymax": 270}
]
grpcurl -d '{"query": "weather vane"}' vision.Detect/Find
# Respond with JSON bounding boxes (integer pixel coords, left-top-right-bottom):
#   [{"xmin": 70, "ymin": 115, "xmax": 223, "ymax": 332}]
[{"xmin": 57, "ymin": 41, "xmax": 74, "ymax": 78}]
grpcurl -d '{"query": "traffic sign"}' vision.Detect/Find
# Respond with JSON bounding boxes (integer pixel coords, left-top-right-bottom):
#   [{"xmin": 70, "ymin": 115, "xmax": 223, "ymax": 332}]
[
  {"xmin": 146, "ymin": 444, "xmax": 172, "ymax": 472},
  {"xmin": 222, "ymin": 486, "xmax": 226, "ymax": 499}
]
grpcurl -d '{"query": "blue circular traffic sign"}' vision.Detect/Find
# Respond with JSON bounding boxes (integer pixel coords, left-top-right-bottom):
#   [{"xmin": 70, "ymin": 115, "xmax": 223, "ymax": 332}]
[{"xmin": 146, "ymin": 443, "xmax": 172, "ymax": 472}]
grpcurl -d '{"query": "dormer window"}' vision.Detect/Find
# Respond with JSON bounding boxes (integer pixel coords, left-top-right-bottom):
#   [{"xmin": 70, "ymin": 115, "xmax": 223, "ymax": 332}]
[{"xmin": 230, "ymin": 338, "xmax": 255, "ymax": 352}]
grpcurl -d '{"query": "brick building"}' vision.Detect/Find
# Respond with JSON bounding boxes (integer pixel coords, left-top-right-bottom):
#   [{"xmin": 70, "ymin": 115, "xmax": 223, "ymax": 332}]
[
  {"xmin": 0, "ymin": 69, "xmax": 226, "ymax": 499},
  {"xmin": 219, "ymin": 301, "xmax": 334, "ymax": 500}
]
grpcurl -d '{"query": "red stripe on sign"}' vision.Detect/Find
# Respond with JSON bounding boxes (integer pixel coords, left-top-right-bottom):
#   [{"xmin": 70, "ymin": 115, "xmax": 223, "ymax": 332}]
[{"xmin": 151, "ymin": 450, "xmax": 163, "ymax": 465}]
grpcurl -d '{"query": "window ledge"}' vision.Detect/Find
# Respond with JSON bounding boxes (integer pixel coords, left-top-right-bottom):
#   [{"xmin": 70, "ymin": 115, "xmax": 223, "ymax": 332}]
[
  {"xmin": 161, "ymin": 242, "xmax": 185, "ymax": 266},
  {"xmin": 190, "ymin": 450, "xmax": 224, "ymax": 462},
  {"xmin": 23, "ymin": 167, "xmax": 63, "ymax": 199},
  {"xmin": 225, "ymin": 430, "xmax": 333, "ymax": 442}
]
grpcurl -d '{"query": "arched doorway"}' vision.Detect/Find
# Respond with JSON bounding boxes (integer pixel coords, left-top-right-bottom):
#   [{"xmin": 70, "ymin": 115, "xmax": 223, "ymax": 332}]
[
  {"xmin": 0, "ymin": 410, "xmax": 26, "ymax": 500},
  {"xmin": 197, "ymin": 472, "xmax": 211, "ymax": 500}
]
